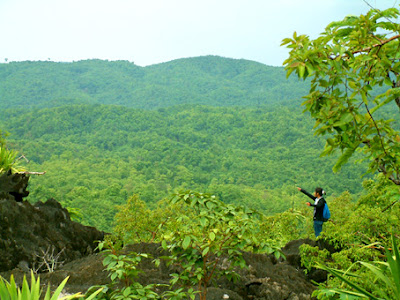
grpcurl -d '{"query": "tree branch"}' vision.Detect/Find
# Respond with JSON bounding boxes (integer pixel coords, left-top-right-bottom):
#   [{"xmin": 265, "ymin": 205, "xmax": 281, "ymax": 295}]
[
  {"xmin": 382, "ymin": 199, "xmax": 399, "ymax": 212},
  {"xmin": 365, "ymin": 104, "xmax": 387, "ymax": 156},
  {"xmin": 352, "ymin": 35, "xmax": 400, "ymax": 55},
  {"xmin": 332, "ymin": 34, "xmax": 400, "ymax": 60},
  {"xmin": 17, "ymin": 171, "xmax": 46, "ymax": 175}
]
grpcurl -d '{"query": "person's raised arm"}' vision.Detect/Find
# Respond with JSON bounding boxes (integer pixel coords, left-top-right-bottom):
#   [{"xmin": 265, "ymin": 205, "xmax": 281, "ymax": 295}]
[{"xmin": 296, "ymin": 187, "xmax": 316, "ymax": 201}]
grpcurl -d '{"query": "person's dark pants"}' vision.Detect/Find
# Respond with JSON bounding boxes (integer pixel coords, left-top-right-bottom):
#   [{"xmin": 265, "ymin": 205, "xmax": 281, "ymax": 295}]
[{"xmin": 313, "ymin": 220, "xmax": 324, "ymax": 237}]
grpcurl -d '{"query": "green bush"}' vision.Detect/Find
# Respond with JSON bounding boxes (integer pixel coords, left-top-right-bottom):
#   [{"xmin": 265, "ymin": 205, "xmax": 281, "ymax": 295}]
[
  {"xmin": 84, "ymin": 240, "xmax": 163, "ymax": 300},
  {"xmin": 159, "ymin": 191, "xmax": 282, "ymax": 300},
  {"xmin": 314, "ymin": 236, "xmax": 400, "ymax": 299}
]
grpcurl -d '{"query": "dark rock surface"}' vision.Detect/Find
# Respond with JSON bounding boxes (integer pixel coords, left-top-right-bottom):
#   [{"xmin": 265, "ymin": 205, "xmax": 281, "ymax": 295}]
[
  {"xmin": 2, "ymin": 242, "xmax": 318, "ymax": 299},
  {"xmin": 1, "ymin": 238, "xmax": 318, "ymax": 299},
  {"xmin": 0, "ymin": 197, "xmax": 105, "ymax": 272},
  {"xmin": 0, "ymin": 172, "xmax": 30, "ymax": 202}
]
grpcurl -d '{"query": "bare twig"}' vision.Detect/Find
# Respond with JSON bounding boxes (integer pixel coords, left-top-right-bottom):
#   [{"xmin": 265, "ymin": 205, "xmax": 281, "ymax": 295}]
[
  {"xmin": 17, "ymin": 155, "xmax": 29, "ymax": 163},
  {"xmin": 17, "ymin": 171, "xmax": 46, "ymax": 175},
  {"xmin": 32, "ymin": 246, "xmax": 65, "ymax": 273}
]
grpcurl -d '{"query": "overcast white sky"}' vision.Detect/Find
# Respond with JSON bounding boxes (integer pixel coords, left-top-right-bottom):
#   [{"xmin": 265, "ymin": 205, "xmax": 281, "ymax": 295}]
[{"xmin": 0, "ymin": 0, "xmax": 398, "ymax": 67}]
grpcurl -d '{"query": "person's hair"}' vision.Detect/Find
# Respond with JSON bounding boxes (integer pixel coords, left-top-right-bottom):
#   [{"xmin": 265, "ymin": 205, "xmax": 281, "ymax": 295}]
[{"xmin": 315, "ymin": 187, "xmax": 326, "ymax": 196}]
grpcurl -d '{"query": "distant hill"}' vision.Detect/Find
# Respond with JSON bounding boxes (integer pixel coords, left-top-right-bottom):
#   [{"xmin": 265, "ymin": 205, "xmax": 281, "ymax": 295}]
[
  {"xmin": 0, "ymin": 56, "xmax": 368, "ymax": 231},
  {"xmin": 0, "ymin": 56, "xmax": 308, "ymax": 109}
]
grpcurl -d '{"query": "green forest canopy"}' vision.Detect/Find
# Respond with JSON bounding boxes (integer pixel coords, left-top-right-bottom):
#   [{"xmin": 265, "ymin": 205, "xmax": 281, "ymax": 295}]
[
  {"xmin": 1, "ymin": 104, "xmax": 367, "ymax": 231},
  {"xmin": 0, "ymin": 56, "xmax": 370, "ymax": 231},
  {"xmin": 0, "ymin": 56, "xmax": 308, "ymax": 109}
]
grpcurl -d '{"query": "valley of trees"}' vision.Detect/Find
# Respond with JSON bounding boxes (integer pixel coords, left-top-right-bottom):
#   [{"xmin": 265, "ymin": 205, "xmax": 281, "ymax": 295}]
[
  {"xmin": 0, "ymin": 56, "xmax": 368, "ymax": 232},
  {"xmin": 0, "ymin": 103, "xmax": 366, "ymax": 231},
  {"xmin": 2, "ymin": 10, "xmax": 400, "ymax": 296}
]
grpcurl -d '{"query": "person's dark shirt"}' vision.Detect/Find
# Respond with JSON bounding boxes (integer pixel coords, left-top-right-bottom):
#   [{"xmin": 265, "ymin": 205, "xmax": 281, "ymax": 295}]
[{"xmin": 299, "ymin": 188, "xmax": 326, "ymax": 221}]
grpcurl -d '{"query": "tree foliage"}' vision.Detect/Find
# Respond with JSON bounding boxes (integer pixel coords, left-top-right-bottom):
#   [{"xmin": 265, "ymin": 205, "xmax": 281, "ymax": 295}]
[
  {"xmin": 282, "ymin": 6, "xmax": 400, "ymax": 185},
  {"xmin": 0, "ymin": 57, "xmax": 307, "ymax": 110},
  {"xmin": 1, "ymin": 104, "xmax": 367, "ymax": 231},
  {"xmin": 159, "ymin": 191, "xmax": 281, "ymax": 300},
  {"xmin": 89, "ymin": 240, "xmax": 162, "ymax": 300}
]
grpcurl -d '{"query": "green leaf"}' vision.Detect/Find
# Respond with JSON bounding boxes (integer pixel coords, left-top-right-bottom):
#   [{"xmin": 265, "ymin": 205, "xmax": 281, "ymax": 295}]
[
  {"xmin": 333, "ymin": 113, "xmax": 353, "ymax": 127},
  {"xmin": 43, "ymin": 286, "xmax": 52, "ymax": 300},
  {"xmin": 327, "ymin": 138, "xmax": 335, "ymax": 146},
  {"xmin": 370, "ymin": 92, "xmax": 395, "ymax": 114},
  {"xmin": 161, "ymin": 240, "xmax": 167, "ymax": 249},
  {"xmin": 123, "ymin": 287, "xmax": 131, "ymax": 296},
  {"xmin": 206, "ymin": 200, "xmax": 215, "ymax": 210},
  {"xmin": 200, "ymin": 217, "xmax": 207, "ymax": 227},
  {"xmin": 209, "ymin": 232, "xmax": 216, "ymax": 241},
  {"xmin": 0, "ymin": 279, "xmax": 10, "ymax": 300},
  {"xmin": 84, "ymin": 288, "xmax": 104, "ymax": 300},
  {"xmin": 386, "ymin": 236, "xmax": 400, "ymax": 298},
  {"xmin": 333, "ymin": 146, "xmax": 358, "ymax": 173},
  {"xmin": 298, "ymin": 65, "xmax": 306, "ymax": 78},
  {"xmin": 21, "ymin": 276, "xmax": 30, "ymax": 299},
  {"xmin": 385, "ymin": 77, "xmax": 394, "ymax": 86},
  {"xmin": 8, "ymin": 276, "xmax": 17, "ymax": 300},
  {"xmin": 182, "ymin": 236, "xmax": 191, "ymax": 249},
  {"xmin": 202, "ymin": 246, "xmax": 210, "ymax": 256}
]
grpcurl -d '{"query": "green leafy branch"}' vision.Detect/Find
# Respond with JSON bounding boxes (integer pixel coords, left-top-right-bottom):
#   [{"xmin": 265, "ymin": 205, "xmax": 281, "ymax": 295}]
[
  {"xmin": 160, "ymin": 191, "xmax": 279, "ymax": 300},
  {"xmin": 282, "ymin": 6, "xmax": 400, "ymax": 184}
]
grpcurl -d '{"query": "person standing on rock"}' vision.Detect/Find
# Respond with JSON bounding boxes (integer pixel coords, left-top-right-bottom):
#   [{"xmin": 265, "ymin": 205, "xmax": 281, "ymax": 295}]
[{"xmin": 297, "ymin": 187, "xmax": 326, "ymax": 237}]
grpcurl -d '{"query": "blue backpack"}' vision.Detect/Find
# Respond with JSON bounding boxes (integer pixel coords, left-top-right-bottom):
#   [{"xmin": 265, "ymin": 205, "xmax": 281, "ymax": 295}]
[{"xmin": 323, "ymin": 201, "xmax": 331, "ymax": 222}]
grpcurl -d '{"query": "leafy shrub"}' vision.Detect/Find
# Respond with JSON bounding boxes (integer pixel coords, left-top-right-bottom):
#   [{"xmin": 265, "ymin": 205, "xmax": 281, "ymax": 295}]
[
  {"xmin": 314, "ymin": 236, "xmax": 400, "ymax": 299},
  {"xmin": 113, "ymin": 195, "xmax": 191, "ymax": 244},
  {"xmin": 299, "ymin": 244, "xmax": 330, "ymax": 275},
  {"xmin": 159, "ymin": 191, "xmax": 282, "ymax": 300},
  {"xmin": 259, "ymin": 209, "xmax": 308, "ymax": 246},
  {"xmin": 85, "ymin": 239, "xmax": 162, "ymax": 300}
]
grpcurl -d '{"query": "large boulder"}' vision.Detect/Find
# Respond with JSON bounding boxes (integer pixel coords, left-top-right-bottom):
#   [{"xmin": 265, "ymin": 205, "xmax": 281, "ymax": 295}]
[{"xmin": 0, "ymin": 198, "xmax": 104, "ymax": 272}]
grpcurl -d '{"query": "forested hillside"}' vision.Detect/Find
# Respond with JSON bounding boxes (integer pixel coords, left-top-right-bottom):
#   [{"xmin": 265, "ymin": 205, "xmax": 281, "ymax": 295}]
[
  {"xmin": 0, "ymin": 56, "xmax": 371, "ymax": 231},
  {"xmin": 2, "ymin": 5, "xmax": 400, "ymax": 298},
  {"xmin": 0, "ymin": 103, "xmax": 366, "ymax": 231},
  {"xmin": 0, "ymin": 56, "xmax": 308, "ymax": 109}
]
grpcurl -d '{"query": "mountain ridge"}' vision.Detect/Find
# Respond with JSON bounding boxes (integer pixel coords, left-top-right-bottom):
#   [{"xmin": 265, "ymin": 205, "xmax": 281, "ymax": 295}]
[{"xmin": 0, "ymin": 55, "xmax": 307, "ymax": 110}]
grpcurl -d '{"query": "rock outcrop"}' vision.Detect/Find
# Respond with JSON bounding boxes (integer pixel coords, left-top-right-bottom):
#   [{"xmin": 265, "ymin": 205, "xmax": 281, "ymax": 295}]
[
  {"xmin": 0, "ymin": 198, "xmax": 105, "ymax": 272},
  {"xmin": 0, "ymin": 172, "xmax": 30, "ymax": 202},
  {"xmin": 2, "ymin": 242, "xmax": 318, "ymax": 299}
]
